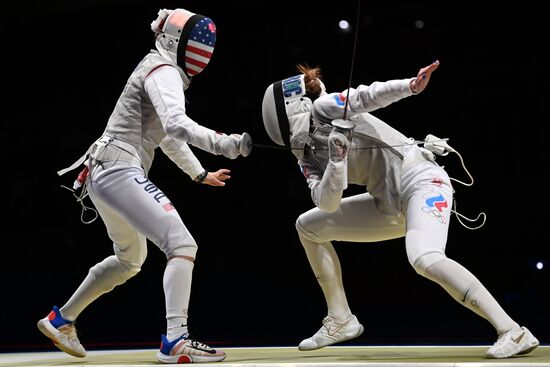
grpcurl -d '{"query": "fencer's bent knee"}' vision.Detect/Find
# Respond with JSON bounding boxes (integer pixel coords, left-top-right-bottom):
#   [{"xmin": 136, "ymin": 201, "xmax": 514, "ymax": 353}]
[
  {"xmin": 89, "ymin": 255, "xmax": 141, "ymax": 286},
  {"xmin": 296, "ymin": 216, "xmax": 322, "ymax": 243},
  {"xmin": 412, "ymin": 251, "xmax": 446, "ymax": 276},
  {"xmin": 158, "ymin": 218, "xmax": 198, "ymax": 259},
  {"xmin": 166, "ymin": 243, "xmax": 198, "ymax": 260}
]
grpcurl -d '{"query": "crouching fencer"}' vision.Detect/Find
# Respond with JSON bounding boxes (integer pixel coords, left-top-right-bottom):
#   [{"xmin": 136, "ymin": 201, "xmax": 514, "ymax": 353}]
[
  {"xmin": 261, "ymin": 60, "xmax": 539, "ymax": 358},
  {"xmin": 37, "ymin": 8, "xmax": 251, "ymax": 364}
]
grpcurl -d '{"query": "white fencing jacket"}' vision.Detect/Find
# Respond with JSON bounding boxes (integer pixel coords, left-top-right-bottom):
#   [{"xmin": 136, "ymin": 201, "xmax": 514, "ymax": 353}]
[{"xmin": 299, "ymin": 78, "xmax": 431, "ymax": 220}]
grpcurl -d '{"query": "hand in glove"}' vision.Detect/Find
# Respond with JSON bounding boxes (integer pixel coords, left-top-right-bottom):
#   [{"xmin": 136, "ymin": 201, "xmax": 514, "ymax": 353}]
[
  {"xmin": 218, "ymin": 132, "xmax": 252, "ymax": 159},
  {"xmin": 328, "ymin": 129, "xmax": 350, "ymax": 163},
  {"xmin": 218, "ymin": 134, "xmax": 241, "ymax": 159}
]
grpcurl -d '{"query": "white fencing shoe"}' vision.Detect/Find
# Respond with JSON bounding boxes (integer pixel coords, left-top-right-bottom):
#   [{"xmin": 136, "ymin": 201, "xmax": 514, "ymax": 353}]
[
  {"xmin": 486, "ymin": 326, "xmax": 539, "ymax": 358},
  {"xmin": 37, "ymin": 306, "xmax": 86, "ymax": 358},
  {"xmin": 299, "ymin": 314, "xmax": 364, "ymax": 351}
]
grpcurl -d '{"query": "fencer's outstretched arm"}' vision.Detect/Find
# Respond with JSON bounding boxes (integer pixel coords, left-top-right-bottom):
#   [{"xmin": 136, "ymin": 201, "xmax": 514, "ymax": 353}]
[
  {"xmin": 314, "ymin": 61, "xmax": 440, "ymax": 120},
  {"xmin": 145, "ymin": 65, "xmax": 243, "ymax": 159}
]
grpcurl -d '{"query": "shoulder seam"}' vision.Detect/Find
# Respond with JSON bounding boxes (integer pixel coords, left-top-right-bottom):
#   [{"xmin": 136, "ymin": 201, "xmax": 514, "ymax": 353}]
[{"xmin": 145, "ymin": 64, "xmax": 173, "ymax": 79}]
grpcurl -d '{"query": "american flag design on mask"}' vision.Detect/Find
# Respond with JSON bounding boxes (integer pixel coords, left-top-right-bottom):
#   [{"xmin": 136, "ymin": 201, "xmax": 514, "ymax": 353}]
[{"xmin": 185, "ymin": 17, "xmax": 216, "ymax": 76}]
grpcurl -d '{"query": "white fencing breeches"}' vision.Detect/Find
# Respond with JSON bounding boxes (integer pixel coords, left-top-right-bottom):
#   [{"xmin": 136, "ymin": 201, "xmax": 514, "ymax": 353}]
[{"xmin": 59, "ymin": 163, "xmax": 198, "ymax": 321}]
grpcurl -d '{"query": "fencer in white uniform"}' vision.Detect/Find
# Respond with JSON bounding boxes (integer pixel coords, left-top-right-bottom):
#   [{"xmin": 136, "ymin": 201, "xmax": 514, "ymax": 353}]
[
  {"xmin": 37, "ymin": 8, "xmax": 249, "ymax": 364},
  {"xmin": 261, "ymin": 61, "xmax": 539, "ymax": 359}
]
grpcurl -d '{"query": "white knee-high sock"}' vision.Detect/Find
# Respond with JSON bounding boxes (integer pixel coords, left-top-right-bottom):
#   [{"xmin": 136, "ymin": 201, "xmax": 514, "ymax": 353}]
[
  {"xmin": 61, "ymin": 255, "xmax": 138, "ymax": 321},
  {"xmin": 423, "ymin": 257, "xmax": 518, "ymax": 334},
  {"xmin": 299, "ymin": 232, "xmax": 352, "ymax": 322},
  {"xmin": 164, "ymin": 257, "xmax": 194, "ymax": 341}
]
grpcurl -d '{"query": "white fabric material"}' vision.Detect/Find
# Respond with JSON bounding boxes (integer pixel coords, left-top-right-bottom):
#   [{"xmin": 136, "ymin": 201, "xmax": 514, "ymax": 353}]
[
  {"xmin": 308, "ymin": 129, "xmax": 352, "ymax": 211},
  {"xmin": 298, "ymin": 161, "xmax": 451, "ymax": 246},
  {"xmin": 423, "ymin": 257, "xmax": 518, "ymax": 335},
  {"xmin": 54, "ymin": 20, "xmax": 231, "ymax": 341},
  {"xmin": 313, "ymin": 79, "xmax": 415, "ymax": 123},
  {"xmin": 154, "ymin": 41, "xmax": 191, "ymax": 88},
  {"xmin": 164, "ymin": 257, "xmax": 194, "ymax": 341},
  {"xmin": 296, "ymin": 155, "xmax": 519, "ymax": 338},
  {"xmin": 150, "ymin": 8, "xmax": 173, "ymax": 34},
  {"xmin": 144, "ymin": 66, "xmax": 241, "ymax": 159},
  {"xmin": 61, "ymin": 255, "xmax": 143, "ymax": 321},
  {"xmin": 309, "ymin": 160, "xmax": 346, "ymax": 213},
  {"xmin": 297, "ymin": 226, "xmax": 351, "ymax": 321},
  {"xmin": 57, "ymin": 151, "xmax": 90, "ymax": 176},
  {"xmin": 288, "ymin": 102, "xmax": 313, "ymax": 159},
  {"xmin": 88, "ymin": 164, "xmax": 198, "ymax": 259},
  {"xmin": 89, "ymin": 136, "xmax": 147, "ymax": 170},
  {"xmin": 292, "ymin": 73, "xmax": 527, "ymax": 346},
  {"xmin": 301, "ymin": 78, "xmax": 416, "ymax": 220},
  {"xmin": 295, "ymin": 161, "xmax": 453, "ymax": 321},
  {"xmin": 159, "ymin": 136, "xmax": 204, "ymax": 181},
  {"xmin": 60, "ymin": 163, "xmax": 200, "ymax": 321}
]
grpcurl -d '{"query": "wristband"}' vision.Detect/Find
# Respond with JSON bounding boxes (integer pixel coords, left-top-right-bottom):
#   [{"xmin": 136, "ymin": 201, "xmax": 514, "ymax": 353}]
[{"xmin": 194, "ymin": 170, "xmax": 208, "ymax": 184}]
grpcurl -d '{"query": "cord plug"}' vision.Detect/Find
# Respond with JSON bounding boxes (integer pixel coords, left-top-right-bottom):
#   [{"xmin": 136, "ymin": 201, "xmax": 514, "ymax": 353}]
[{"xmin": 424, "ymin": 134, "xmax": 454, "ymax": 156}]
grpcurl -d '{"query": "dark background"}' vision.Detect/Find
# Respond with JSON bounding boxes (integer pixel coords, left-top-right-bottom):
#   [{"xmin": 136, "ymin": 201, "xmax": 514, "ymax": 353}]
[{"xmin": 3, "ymin": 0, "xmax": 548, "ymax": 352}]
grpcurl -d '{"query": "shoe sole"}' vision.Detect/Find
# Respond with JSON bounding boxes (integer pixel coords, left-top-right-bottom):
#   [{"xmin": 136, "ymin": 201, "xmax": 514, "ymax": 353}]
[
  {"xmin": 37, "ymin": 318, "xmax": 86, "ymax": 358},
  {"xmin": 486, "ymin": 340, "xmax": 540, "ymax": 358},
  {"xmin": 156, "ymin": 351, "xmax": 226, "ymax": 364},
  {"xmin": 518, "ymin": 329, "xmax": 540, "ymax": 356},
  {"xmin": 517, "ymin": 341, "xmax": 540, "ymax": 355}
]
